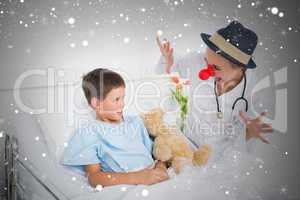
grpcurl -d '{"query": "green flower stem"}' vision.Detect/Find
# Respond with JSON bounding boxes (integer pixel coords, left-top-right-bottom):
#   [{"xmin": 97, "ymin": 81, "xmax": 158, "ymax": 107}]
[{"xmin": 171, "ymin": 88, "xmax": 189, "ymax": 132}]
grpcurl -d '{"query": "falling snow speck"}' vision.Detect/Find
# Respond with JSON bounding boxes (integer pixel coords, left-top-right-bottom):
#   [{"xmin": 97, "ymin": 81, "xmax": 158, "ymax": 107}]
[
  {"xmin": 271, "ymin": 7, "xmax": 279, "ymax": 15},
  {"xmin": 14, "ymin": 109, "xmax": 19, "ymax": 114},
  {"xmin": 251, "ymin": 2, "xmax": 255, "ymax": 6},
  {"xmin": 237, "ymin": 4, "xmax": 242, "ymax": 8},
  {"xmin": 278, "ymin": 12, "xmax": 284, "ymax": 18},
  {"xmin": 68, "ymin": 17, "xmax": 75, "ymax": 25},
  {"xmin": 82, "ymin": 40, "xmax": 89, "ymax": 47},
  {"xmin": 280, "ymin": 186, "xmax": 288, "ymax": 194},
  {"xmin": 294, "ymin": 59, "xmax": 298, "ymax": 63},
  {"xmin": 141, "ymin": 189, "xmax": 149, "ymax": 197},
  {"xmin": 225, "ymin": 190, "xmax": 230, "ymax": 195},
  {"xmin": 121, "ymin": 187, "xmax": 127, "ymax": 191},
  {"xmin": 0, "ymin": 131, "xmax": 3, "ymax": 138},
  {"xmin": 72, "ymin": 177, "xmax": 76, "ymax": 181},
  {"xmin": 95, "ymin": 185, "xmax": 103, "ymax": 191},
  {"xmin": 123, "ymin": 37, "xmax": 130, "ymax": 44},
  {"xmin": 70, "ymin": 43, "xmax": 76, "ymax": 48},
  {"xmin": 42, "ymin": 153, "xmax": 46, "ymax": 157},
  {"xmin": 35, "ymin": 136, "xmax": 39, "ymax": 141},
  {"xmin": 157, "ymin": 30, "xmax": 163, "ymax": 36}
]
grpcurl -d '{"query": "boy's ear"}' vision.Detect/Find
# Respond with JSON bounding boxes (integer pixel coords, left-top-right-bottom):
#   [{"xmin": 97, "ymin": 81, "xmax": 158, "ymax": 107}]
[{"xmin": 90, "ymin": 97, "xmax": 100, "ymax": 109}]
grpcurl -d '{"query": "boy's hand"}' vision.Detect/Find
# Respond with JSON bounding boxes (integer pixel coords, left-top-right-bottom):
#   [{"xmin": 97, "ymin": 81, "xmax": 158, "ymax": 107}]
[
  {"xmin": 239, "ymin": 111, "xmax": 274, "ymax": 144},
  {"xmin": 156, "ymin": 36, "xmax": 174, "ymax": 73},
  {"xmin": 155, "ymin": 160, "xmax": 167, "ymax": 171},
  {"xmin": 138, "ymin": 165, "xmax": 169, "ymax": 185}
]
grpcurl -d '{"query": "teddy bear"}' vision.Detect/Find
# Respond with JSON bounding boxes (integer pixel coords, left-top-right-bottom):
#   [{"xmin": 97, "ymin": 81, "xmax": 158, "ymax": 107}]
[{"xmin": 141, "ymin": 108, "xmax": 212, "ymax": 174}]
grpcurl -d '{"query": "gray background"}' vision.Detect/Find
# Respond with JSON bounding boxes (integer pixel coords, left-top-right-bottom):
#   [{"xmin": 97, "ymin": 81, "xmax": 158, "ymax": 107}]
[{"xmin": 0, "ymin": 0, "xmax": 299, "ymax": 199}]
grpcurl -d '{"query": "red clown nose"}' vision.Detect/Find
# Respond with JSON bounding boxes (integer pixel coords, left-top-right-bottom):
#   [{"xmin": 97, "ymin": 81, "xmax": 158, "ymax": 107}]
[{"xmin": 198, "ymin": 64, "xmax": 215, "ymax": 80}]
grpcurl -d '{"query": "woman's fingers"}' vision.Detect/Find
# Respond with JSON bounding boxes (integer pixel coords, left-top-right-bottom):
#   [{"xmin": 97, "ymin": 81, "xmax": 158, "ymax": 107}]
[
  {"xmin": 258, "ymin": 135, "xmax": 270, "ymax": 144},
  {"xmin": 156, "ymin": 35, "xmax": 172, "ymax": 53},
  {"xmin": 257, "ymin": 111, "xmax": 267, "ymax": 121},
  {"xmin": 170, "ymin": 47, "xmax": 173, "ymax": 55},
  {"xmin": 261, "ymin": 127, "xmax": 274, "ymax": 133},
  {"xmin": 166, "ymin": 41, "xmax": 170, "ymax": 51},
  {"xmin": 261, "ymin": 123, "xmax": 272, "ymax": 129},
  {"xmin": 260, "ymin": 111, "xmax": 267, "ymax": 117},
  {"xmin": 163, "ymin": 43, "xmax": 167, "ymax": 50},
  {"xmin": 156, "ymin": 36, "xmax": 163, "ymax": 49}
]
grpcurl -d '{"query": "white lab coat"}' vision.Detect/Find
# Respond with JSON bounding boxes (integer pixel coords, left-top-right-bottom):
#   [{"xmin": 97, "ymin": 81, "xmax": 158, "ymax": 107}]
[{"xmin": 156, "ymin": 51, "xmax": 257, "ymax": 163}]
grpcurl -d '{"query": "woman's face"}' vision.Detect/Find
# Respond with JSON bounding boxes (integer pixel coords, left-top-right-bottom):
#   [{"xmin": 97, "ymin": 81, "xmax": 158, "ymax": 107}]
[{"xmin": 205, "ymin": 48, "xmax": 244, "ymax": 88}]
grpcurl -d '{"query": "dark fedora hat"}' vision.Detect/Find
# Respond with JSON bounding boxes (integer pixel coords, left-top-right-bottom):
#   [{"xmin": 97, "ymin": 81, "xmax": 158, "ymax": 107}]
[{"xmin": 201, "ymin": 21, "xmax": 258, "ymax": 69}]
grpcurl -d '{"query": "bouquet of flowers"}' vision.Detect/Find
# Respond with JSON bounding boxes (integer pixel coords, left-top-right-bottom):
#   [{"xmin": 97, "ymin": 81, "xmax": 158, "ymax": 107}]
[{"xmin": 170, "ymin": 74, "xmax": 190, "ymax": 132}]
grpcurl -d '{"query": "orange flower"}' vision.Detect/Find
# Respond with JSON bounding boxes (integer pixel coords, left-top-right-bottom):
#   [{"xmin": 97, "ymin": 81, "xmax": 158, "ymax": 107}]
[
  {"xmin": 176, "ymin": 84, "xmax": 183, "ymax": 90},
  {"xmin": 171, "ymin": 76, "xmax": 180, "ymax": 84}
]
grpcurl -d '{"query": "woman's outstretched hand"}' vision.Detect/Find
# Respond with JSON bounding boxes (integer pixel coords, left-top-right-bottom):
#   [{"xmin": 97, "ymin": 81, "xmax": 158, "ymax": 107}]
[
  {"xmin": 239, "ymin": 111, "xmax": 274, "ymax": 144},
  {"xmin": 156, "ymin": 36, "xmax": 174, "ymax": 73}
]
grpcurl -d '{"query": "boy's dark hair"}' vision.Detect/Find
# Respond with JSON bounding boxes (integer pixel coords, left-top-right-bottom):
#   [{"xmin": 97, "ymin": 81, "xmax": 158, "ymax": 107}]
[{"xmin": 82, "ymin": 68, "xmax": 125, "ymax": 105}]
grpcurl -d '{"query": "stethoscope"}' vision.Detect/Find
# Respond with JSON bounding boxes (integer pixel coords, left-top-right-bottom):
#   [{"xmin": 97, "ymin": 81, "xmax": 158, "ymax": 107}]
[{"xmin": 199, "ymin": 63, "xmax": 248, "ymax": 119}]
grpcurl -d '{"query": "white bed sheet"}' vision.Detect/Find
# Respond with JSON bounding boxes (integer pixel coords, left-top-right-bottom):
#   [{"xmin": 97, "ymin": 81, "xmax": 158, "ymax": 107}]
[{"xmin": 0, "ymin": 76, "xmax": 288, "ymax": 200}]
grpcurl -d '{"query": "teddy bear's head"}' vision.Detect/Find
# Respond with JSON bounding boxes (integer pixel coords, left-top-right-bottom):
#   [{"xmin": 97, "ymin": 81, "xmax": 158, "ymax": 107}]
[{"xmin": 141, "ymin": 108, "xmax": 171, "ymax": 137}]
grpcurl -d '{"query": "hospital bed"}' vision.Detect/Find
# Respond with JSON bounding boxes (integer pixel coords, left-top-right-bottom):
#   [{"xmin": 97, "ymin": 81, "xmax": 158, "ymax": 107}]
[
  {"xmin": 1, "ymin": 73, "xmax": 289, "ymax": 200},
  {"xmin": 1, "ymin": 74, "xmax": 198, "ymax": 200}
]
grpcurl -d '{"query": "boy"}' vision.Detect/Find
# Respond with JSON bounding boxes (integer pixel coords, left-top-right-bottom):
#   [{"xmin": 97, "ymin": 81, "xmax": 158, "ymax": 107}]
[{"xmin": 61, "ymin": 68, "xmax": 168, "ymax": 187}]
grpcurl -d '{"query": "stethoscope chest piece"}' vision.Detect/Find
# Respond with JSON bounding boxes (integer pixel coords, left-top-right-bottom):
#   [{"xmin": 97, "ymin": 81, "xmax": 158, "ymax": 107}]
[{"xmin": 217, "ymin": 112, "xmax": 223, "ymax": 119}]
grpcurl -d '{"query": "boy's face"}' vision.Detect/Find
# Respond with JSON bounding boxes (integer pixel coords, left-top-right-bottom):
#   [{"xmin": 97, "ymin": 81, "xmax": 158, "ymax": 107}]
[{"xmin": 92, "ymin": 86, "xmax": 126, "ymax": 123}]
